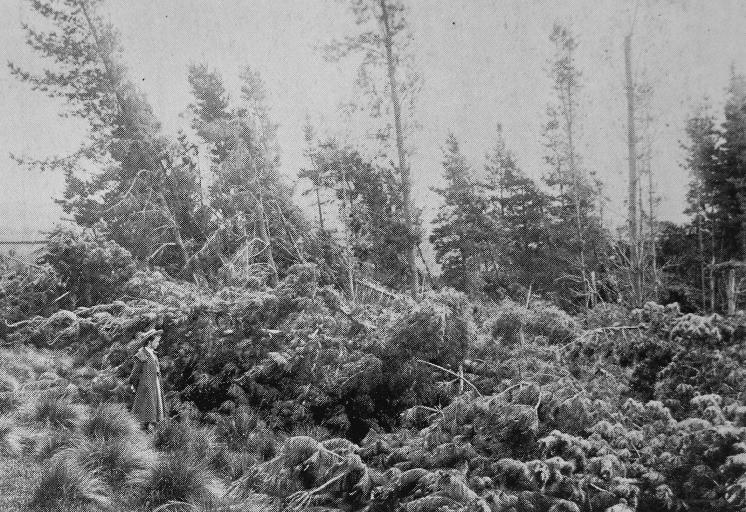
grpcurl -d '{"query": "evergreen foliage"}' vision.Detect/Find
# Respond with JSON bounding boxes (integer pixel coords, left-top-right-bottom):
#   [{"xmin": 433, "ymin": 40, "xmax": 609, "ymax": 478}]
[{"xmin": 430, "ymin": 134, "xmax": 496, "ymax": 296}]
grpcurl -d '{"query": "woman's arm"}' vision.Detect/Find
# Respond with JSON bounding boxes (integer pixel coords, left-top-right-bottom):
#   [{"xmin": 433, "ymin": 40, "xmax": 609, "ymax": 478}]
[{"xmin": 128, "ymin": 357, "xmax": 143, "ymax": 390}]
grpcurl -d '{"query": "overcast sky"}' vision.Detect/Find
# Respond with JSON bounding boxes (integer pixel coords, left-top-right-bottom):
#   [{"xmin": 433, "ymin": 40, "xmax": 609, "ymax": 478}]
[{"xmin": 1, "ymin": 0, "xmax": 745, "ymax": 241}]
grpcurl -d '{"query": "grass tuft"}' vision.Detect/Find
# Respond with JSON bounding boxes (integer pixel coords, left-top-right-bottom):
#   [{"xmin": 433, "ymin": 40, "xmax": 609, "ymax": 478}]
[
  {"xmin": 20, "ymin": 391, "xmax": 85, "ymax": 430},
  {"xmin": 34, "ymin": 428, "xmax": 80, "ymax": 461},
  {"xmin": 0, "ymin": 371, "xmax": 20, "ymax": 393},
  {"xmin": 62, "ymin": 436, "xmax": 156, "ymax": 487},
  {"xmin": 153, "ymin": 418, "xmax": 220, "ymax": 462},
  {"xmin": 0, "ymin": 415, "xmax": 23, "ymax": 456},
  {"xmin": 215, "ymin": 406, "xmax": 260, "ymax": 451},
  {"xmin": 0, "ymin": 390, "xmax": 22, "ymax": 414},
  {"xmin": 130, "ymin": 452, "xmax": 225, "ymax": 510},
  {"xmin": 79, "ymin": 401, "xmax": 141, "ymax": 442},
  {"xmin": 29, "ymin": 454, "xmax": 112, "ymax": 511}
]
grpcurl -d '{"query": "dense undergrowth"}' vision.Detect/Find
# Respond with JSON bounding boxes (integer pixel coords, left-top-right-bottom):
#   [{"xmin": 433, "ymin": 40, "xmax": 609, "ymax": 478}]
[{"xmin": 1, "ymin": 232, "xmax": 746, "ymax": 511}]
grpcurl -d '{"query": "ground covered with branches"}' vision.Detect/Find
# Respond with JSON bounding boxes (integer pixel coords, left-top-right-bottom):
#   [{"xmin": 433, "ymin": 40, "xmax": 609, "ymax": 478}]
[{"xmin": 1, "ymin": 234, "xmax": 746, "ymax": 512}]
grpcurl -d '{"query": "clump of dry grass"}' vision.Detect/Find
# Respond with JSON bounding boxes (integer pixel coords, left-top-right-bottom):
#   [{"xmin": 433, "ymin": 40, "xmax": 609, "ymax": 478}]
[
  {"xmin": 0, "ymin": 346, "xmax": 68, "ymax": 380},
  {"xmin": 0, "ymin": 371, "xmax": 19, "ymax": 393},
  {"xmin": 34, "ymin": 428, "xmax": 80, "ymax": 461},
  {"xmin": 215, "ymin": 406, "xmax": 260, "ymax": 451},
  {"xmin": 0, "ymin": 390, "xmax": 22, "ymax": 414},
  {"xmin": 130, "ymin": 452, "xmax": 225, "ymax": 510},
  {"xmin": 209, "ymin": 446, "xmax": 257, "ymax": 481},
  {"xmin": 0, "ymin": 372, "xmax": 23, "ymax": 414},
  {"xmin": 62, "ymin": 436, "xmax": 156, "ymax": 487},
  {"xmin": 0, "ymin": 414, "xmax": 23, "ymax": 456},
  {"xmin": 153, "ymin": 417, "xmax": 220, "ymax": 463},
  {"xmin": 79, "ymin": 401, "xmax": 141, "ymax": 443},
  {"xmin": 19, "ymin": 391, "xmax": 85, "ymax": 430},
  {"xmin": 28, "ymin": 455, "xmax": 112, "ymax": 511}
]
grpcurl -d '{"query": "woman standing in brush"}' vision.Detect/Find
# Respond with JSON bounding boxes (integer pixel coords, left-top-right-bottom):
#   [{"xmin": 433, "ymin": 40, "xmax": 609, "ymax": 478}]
[{"xmin": 128, "ymin": 329, "xmax": 166, "ymax": 432}]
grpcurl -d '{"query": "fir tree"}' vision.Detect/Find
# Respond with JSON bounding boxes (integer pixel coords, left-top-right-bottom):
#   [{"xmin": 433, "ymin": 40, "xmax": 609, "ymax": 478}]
[
  {"xmin": 483, "ymin": 126, "xmax": 550, "ymax": 297},
  {"xmin": 717, "ymin": 71, "xmax": 746, "ymax": 261},
  {"xmin": 430, "ymin": 134, "xmax": 495, "ymax": 296},
  {"xmin": 541, "ymin": 23, "xmax": 606, "ymax": 308},
  {"xmin": 325, "ymin": 0, "xmax": 422, "ymax": 298},
  {"xmin": 9, "ymin": 0, "xmax": 207, "ymax": 278},
  {"xmin": 308, "ymin": 139, "xmax": 413, "ymax": 290}
]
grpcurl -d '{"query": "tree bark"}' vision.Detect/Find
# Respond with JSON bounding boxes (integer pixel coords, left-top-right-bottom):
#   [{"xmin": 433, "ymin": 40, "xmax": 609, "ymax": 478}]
[
  {"xmin": 625, "ymin": 34, "xmax": 642, "ymax": 306},
  {"xmin": 315, "ymin": 187, "xmax": 325, "ymax": 231},
  {"xmin": 565, "ymin": 37, "xmax": 589, "ymax": 308},
  {"xmin": 727, "ymin": 267, "xmax": 736, "ymax": 315},
  {"xmin": 256, "ymin": 199, "xmax": 278, "ymax": 287},
  {"xmin": 647, "ymin": 154, "xmax": 659, "ymax": 301}
]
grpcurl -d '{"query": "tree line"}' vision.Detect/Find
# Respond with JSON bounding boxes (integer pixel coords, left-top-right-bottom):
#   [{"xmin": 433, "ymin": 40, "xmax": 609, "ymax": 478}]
[{"xmin": 8, "ymin": 0, "xmax": 746, "ymax": 314}]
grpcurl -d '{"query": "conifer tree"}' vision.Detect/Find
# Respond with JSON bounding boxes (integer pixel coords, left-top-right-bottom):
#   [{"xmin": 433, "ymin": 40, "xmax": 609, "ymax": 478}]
[
  {"xmin": 187, "ymin": 64, "xmax": 305, "ymax": 286},
  {"xmin": 682, "ymin": 111, "xmax": 718, "ymax": 310},
  {"xmin": 541, "ymin": 23, "xmax": 606, "ymax": 308},
  {"xmin": 299, "ymin": 120, "xmax": 330, "ymax": 232},
  {"xmin": 307, "ymin": 139, "xmax": 412, "ymax": 289},
  {"xmin": 483, "ymin": 126, "xmax": 550, "ymax": 296},
  {"xmin": 9, "ymin": 0, "xmax": 207, "ymax": 278},
  {"xmin": 717, "ymin": 71, "xmax": 746, "ymax": 261},
  {"xmin": 325, "ymin": 0, "xmax": 422, "ymax": 298},
  {"xmin": 430, "ymin": 134, "xmax": 494, "ymax": 296}
]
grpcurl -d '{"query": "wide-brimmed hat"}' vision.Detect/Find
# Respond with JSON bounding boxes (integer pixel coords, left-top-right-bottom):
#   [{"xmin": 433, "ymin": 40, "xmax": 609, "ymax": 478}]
[{"xmin": 137, "ymin": 328, "xmax": 163, "ymax": 343}]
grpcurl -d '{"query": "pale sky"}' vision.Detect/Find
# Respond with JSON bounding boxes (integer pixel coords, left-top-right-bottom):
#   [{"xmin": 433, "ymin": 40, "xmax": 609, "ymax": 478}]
[{"xmin": 1, "ymin": 0, "xmax": 745, "ymax": 242}]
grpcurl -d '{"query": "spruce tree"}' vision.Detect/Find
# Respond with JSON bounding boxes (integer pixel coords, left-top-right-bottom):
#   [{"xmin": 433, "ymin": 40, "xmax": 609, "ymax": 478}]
[
  {"xmin": 430, "ymin": 134, "xmax": 494, "ymax": 296},
  {"xmin": 717, "ymin": 71, "xmax": 746, "ymax": 261},
  {"xmin": 9, "ymin": 0, "xmax": 206, "ymax": 278},
  {"xmin": 541, "ymin": 23, "xmax": 606, "ymax": 308},
  {"xmin": 325, "ymin": 0, "xmax": 422, "ymax": 298},
  {"xmin": 483, "ymin": 126, "xmax": 550, "ymax": 297}
]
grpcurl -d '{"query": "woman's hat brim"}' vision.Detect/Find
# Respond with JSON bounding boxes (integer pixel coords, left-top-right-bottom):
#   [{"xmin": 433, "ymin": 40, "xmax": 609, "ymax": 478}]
[{"xmin": 138, "ymin": 328, "xmax": 163, "ymax": 342}]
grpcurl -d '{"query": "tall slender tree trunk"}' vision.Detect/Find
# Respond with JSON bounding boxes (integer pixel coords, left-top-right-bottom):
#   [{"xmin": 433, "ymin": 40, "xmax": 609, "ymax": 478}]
[
  {"xmin": 711, "ymin": 211, "xmax": 717, "ymax": 312},
  {"xmin": 256, "ymin": 199, "xmax": 278, "ymax": 287},
  {"xmin": 565, "ymin": 44, "xmax": 589, "ymax": 307},
  {"xmin": 647, "ymin": 157, "xmax": 659, "ymax": 301},
  {"xmin": 315, "ymin": 187, "xmax": 325, "ymax": 231},
  {"xmin": 380, "ymin": 0, "xmax": 419, "ymax": 299},
  {"xmin": 625, "ymin": 34, "xmax": 642, "ymax": 305},
  {"xmin": 341, "ymin": 163, "xmax": 356, "ymax": 300},
  {"xmin": 696, "ymin": 212, "xmax": 706, "ymax": 310},
  {"xmin": 727, "ymin": 267, "xmax": 736, "ymax": 315}
]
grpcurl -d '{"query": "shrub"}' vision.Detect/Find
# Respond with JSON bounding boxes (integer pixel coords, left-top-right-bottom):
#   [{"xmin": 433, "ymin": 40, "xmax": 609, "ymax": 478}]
[
  {"xmin": 489, "ymin": 298, "xmax": 579, "ymax": 346},
  {"xmin": 488, "ymin": 298, "xmax": 527, "ymax": 346},
  {"xmin": 386, "ymin": 288, "xmax": 475, "ymax": 369},
  {"xmin": 39, "ymin": 226, "xmax": 137, "ymax": 308},
  {"xmin": 29, "ymin": 455, "xmax": 111, "ymax": 511},
  {"xmin": 583, "ymin": 302, "xmax": 631, "ymax": 328},
  {"xmin": 130, "ymin": 453, "xmax": 224, "ymax": 510},
  {"xmin": 0, "ymin": 261, "xmax": 61, "ymax": 324}
]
